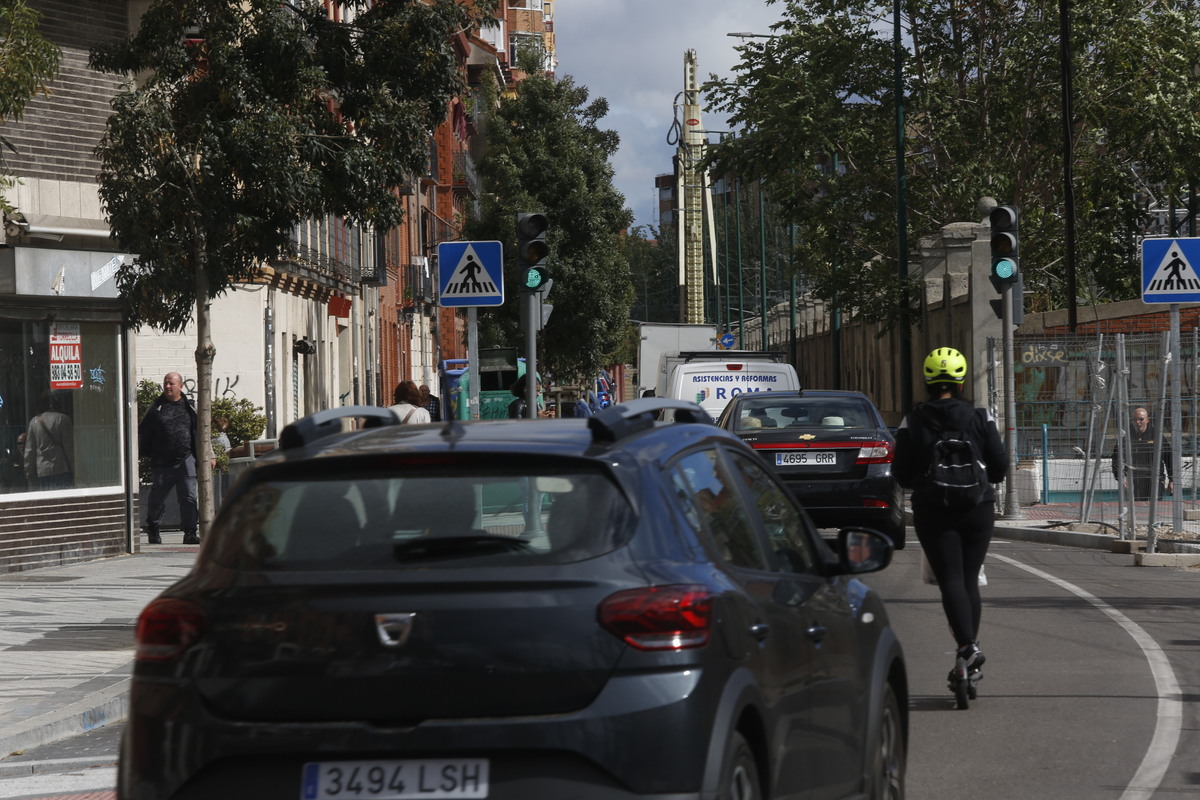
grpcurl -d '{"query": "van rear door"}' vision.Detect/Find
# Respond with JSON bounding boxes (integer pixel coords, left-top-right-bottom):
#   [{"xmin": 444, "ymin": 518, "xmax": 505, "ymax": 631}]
[{"xmin": 670, "ymin": 360, "xmax": 800, "ymax": 420}]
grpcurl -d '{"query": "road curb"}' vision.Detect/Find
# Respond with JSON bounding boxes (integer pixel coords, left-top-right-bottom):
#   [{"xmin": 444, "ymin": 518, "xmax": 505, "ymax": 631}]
[
  {"xmin": 992, "ymin": 524, "xmax": 1116, "ymax": 550},
  {"xmin": 0, "ymin": 674, "xmax": 130, "ymax": 758}
]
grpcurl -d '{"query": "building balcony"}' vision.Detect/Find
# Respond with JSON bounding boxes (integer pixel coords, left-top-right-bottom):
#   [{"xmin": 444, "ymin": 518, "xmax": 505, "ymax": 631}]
[{"xmin": 452, "ymin": 151, "xmax": 480, "ymax": 198}]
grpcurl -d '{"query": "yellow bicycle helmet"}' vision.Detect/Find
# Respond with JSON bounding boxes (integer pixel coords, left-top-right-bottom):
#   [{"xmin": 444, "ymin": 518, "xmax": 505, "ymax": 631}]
[{"xmin": 923, "ymin": 347, "xmax": 967, "ymax": 384}]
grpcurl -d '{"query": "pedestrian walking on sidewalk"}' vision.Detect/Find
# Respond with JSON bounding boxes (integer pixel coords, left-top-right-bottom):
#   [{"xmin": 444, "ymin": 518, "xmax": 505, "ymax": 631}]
[
  {"xmin": 419, "ymin": 384, "xmax": 443, "ymax": 422},
  {"xmin": 389, "ymin": 380, "xmax": 431, "ymax": 424},
  {"xmin": 893, "ymin": 347, "xmax": 1007, "ymax": 680},
  {"xmin": 139, "ymin": 372, "xmax": 200, "ymax": 544}
]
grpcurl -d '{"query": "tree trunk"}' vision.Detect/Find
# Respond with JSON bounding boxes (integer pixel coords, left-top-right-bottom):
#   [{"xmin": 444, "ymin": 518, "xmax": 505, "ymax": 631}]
[{"xmin": 193, "ymin": 238, "xmax": 216, "ymax": 535}]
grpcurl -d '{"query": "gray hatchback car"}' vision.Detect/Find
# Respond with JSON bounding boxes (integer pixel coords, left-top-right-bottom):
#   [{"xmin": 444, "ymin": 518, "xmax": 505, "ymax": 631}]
[{"xmin": 120, "ymin": 398, "xmax": 906, "ymax": 800}]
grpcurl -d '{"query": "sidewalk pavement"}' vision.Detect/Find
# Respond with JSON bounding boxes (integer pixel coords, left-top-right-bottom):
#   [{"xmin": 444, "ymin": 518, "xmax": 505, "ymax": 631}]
[
  {"xmin": 0, "ymin": 539, "xmax": 198, "ymax": 761},
  {"xmin": 0, "ymin": 509, "xmax": 1190, "ymax": 763}
]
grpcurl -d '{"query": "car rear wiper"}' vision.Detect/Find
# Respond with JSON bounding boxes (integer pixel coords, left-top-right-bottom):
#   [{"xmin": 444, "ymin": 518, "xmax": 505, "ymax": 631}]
[{"xmin": 391, "ymin": 532, "xmax": 532, "ymax": 559}]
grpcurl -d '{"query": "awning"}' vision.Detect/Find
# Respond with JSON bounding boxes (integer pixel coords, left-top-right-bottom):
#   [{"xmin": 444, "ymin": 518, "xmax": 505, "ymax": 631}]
[{"xmin": 7, "ymin": 213, "xmax": 112, "ymax": 240}]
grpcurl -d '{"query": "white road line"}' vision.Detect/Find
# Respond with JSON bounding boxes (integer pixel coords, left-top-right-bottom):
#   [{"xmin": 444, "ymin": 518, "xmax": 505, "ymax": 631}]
[{"xmin": 991, "ymin": 553, "xmax": 1182, "ymax": 800}]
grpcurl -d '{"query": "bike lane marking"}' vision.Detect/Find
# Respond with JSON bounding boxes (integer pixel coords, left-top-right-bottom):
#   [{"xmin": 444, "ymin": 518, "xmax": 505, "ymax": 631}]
[{"xmin": 990, "ymin": 553, "xmax": 1182, "ymax": 800}]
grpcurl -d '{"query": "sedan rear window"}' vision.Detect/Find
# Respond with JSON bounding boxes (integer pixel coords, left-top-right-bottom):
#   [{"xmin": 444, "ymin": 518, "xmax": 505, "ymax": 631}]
[
  {"xmin": 208, "ymin": 467, "xmax": 633, "ymax": 571},
  {"xmin": 736, "ymin": 397, "xmax": 875, "ymax": 431}
]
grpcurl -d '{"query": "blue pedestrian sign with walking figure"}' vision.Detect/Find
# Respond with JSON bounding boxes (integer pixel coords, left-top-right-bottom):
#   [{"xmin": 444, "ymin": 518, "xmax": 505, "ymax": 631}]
[
  {"xmin": 1141, "ymin": 238, "xmax": 1200, "ymax": 304},
  {"xmin": 438, "ymin": 241, "xmax": 504, "ymax": 307}
]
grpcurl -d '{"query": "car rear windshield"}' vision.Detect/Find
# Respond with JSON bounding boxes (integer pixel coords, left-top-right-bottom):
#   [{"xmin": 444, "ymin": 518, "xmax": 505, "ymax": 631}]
[
  {"xmin": 207, "ymin": 463, "xmax": 634, "ymax": 571},
  {"xmin": 735, "ymin": 396, "xmax": 877, "ymax": 432}
]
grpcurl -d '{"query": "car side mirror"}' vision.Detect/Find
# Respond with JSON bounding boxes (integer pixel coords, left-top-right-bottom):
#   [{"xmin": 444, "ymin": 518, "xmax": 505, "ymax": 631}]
[{"xmin": 837, "ymin": 527, "xmax": 894, "ymax": 574}]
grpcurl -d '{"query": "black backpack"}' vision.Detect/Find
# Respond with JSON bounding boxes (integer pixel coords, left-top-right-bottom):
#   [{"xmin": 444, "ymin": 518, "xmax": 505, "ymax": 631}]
[{"xmin": 924, "ymin": 416, "xmax": 988, "ymax": 509}]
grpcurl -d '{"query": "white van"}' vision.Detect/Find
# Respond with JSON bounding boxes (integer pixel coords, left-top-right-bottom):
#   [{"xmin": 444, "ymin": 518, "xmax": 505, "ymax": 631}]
[{"xmin": 664, "ymin": 352, "xmax": 800, "ymax": 421}]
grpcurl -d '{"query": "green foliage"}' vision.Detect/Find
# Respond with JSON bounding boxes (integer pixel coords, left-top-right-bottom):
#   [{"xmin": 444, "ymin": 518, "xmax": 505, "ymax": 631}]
[
  {"xmin": 136, "ymin": 379, "xmax": 162, "ymax": 484},
  {"xmin": 210, "ymin": 397, "xmax": 266, "ymax": 449},
  {"xmin": 0, "ymin": 0, "xmax": 60, "ymax": 215},
  {"xmin": 465, "ymin": 74, "xmax": 634, "ymax": 383},
  {"xmin": 90, "ymin": 0, "xmax": 499, "ymax": 332},
  {"xmin": 0, "ymin": 0, "xmax": 60, "ymax": 121},
  {"xmin": 706, "ymin": 0, "xmax": 1200, "ymax": 320},
  {"xmin": 624, "ymin": 226, "xmax": 680, "ymax": 323},
  {"xmin": 135, "ymin": 380, "xmax": 266, "ymax": 477}
]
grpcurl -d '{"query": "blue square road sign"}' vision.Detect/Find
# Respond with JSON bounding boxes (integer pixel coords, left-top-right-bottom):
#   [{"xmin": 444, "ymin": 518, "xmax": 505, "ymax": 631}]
[{"xmin": 438, "ymin": 241, "xmax": 504, "ymax": 307}]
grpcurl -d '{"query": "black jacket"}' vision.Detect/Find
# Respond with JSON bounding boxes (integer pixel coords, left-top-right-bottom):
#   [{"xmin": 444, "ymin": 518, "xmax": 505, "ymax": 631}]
[
  {"xmin": 893, "ymin": 396, "xmax": 1008, "ymax": 506},
  {"xmin": 138, "ymin": 394, "xmax": 198, "ymax": 467}
]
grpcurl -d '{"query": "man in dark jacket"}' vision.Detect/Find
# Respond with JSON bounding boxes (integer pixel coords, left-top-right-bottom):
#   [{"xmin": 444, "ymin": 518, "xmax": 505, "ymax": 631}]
[
  {"xmin": 138, "ymin": 372, "xmax": 199, "ymax": 544},
  {"xmin": 1111, "ymin": 406, "xmax": 1173, "ymax": 501},
  {"xmin": 893, "ymin": 347, "xmax": 1008, "ymax": 685}
]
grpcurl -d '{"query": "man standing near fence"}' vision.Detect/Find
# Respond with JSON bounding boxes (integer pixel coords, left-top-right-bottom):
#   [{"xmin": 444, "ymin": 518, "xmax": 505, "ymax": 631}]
[{"xmin": 1112, "ymin": 406, "xmax": 1174, "ymax": 501}]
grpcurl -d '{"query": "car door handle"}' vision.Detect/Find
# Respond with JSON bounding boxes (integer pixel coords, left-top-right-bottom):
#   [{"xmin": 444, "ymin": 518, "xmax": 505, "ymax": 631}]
[
  {"xmin": 749, "ymin": 623, "xmax": 770, "ymax": 641},
  {"xmin": 806, "ymin": 624, "xmax": 828, "ymax": 643}
]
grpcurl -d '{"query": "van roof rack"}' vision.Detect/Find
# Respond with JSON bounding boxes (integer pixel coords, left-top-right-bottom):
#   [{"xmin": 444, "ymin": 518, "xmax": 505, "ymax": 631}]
[
  {"xmin": 588, "ymin": 398, "xmax": 711, "ymax": 442},
  {"xmin": 279, "ymin": 406, "xmax": 398, "ymax": 450},
  {"xmin": 678, "ymin": 350, "xmax": 783, "ymax": 362}
]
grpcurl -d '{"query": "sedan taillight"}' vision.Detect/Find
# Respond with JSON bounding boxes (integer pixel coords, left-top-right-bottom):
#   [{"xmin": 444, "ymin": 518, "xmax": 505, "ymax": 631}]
[
  {"xmin": 135, "ymin": 598, "xmax": 207, "ymax": 662},
  {"xmin": 598, "ymin": 585, "xmax": 713, "ymax": 651},
  {"xmin": 855, "ymin": 441, "xmax": 894, "ymax": 464}
]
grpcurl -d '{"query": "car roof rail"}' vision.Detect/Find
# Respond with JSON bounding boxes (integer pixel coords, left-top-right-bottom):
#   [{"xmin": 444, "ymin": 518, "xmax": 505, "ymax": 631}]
[
  {"xmin": 279, "ymin": 405, "xmax": 398, "ymax": 450},
  {"xmin": 588, "ymin": 398, "xmax": 711, "ymax": 442}
]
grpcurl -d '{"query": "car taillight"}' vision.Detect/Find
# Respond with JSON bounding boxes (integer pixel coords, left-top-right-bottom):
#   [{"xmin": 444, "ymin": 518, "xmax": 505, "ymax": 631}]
[
  {"xmin": 135, "ymin": 598, "xmax": 207, "ymax": 662},
  {"xmin": 598, "ymin": 585, "xmax": 713, "ymax": 650},
  {"xmin": 855, "ymin": 441, "xmax": 893, "ymax": 464}
]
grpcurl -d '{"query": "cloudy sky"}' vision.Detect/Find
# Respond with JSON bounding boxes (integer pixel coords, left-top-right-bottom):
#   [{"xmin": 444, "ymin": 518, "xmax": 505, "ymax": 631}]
[{"xmin": 553, "ymin": 1, "xmax": 785, "ymax": 232}]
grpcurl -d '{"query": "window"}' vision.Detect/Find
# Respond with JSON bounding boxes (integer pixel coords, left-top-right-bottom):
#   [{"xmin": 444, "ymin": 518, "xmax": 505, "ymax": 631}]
[
  {"xmin": 728, "ymin": 454, "xmax": 818, "ymax": 575},
  {"xmin": 209, "ymin": 466, "xmax": 633, "ymax": 571},
  {"xmin": 0, "ymin": 318, "xmax": 122, "ymax": 494},
  {"xmin": 669, "ymin": 449, "xmax": 767, "ymax": 570}
]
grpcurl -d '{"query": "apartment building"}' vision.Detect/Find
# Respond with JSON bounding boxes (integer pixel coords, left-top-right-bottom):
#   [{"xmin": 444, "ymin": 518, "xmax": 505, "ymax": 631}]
[{"xmin": 0, "ymin": 0, "xmax": 555, "ymax": 572}]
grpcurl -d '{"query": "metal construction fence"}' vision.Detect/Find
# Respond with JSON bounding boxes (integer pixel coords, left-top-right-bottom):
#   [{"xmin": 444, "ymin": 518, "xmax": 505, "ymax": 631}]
[{"xmin": 991, "ymin": 332, "xmax": 1200, "ymax": 546}]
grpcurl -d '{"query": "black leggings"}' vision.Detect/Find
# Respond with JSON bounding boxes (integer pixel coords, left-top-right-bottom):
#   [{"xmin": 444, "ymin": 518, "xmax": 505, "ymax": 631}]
[{"xmin": 914, "ymin": 502, "xmax": 994, "ymax": 649}]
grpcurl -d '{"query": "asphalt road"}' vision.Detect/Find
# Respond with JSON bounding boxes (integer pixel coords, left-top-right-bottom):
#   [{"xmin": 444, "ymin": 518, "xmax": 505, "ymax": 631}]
[
  {"xmin": 866, "ymin": 536, "xmax": 1200, "ymax": 799},
  {"xmin": 7, "ymin": 535, "xmax": 1200, "ymax": 800}
]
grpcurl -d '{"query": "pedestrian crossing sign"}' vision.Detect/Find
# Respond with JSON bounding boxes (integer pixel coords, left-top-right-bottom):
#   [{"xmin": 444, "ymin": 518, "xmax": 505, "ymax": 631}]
[
  {"xmin": 1141, "ymin": 237, "xmax": 1200, "ymax": 304},
  {"xmin": 438, "ymin": 241, "xmax": 504, "ymax": 307}
]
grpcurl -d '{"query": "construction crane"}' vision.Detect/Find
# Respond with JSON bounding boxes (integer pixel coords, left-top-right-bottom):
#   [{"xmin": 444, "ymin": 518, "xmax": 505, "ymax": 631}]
[{"xmin": 672, "ymin": 50, "xmax": 719, "ymax": 325}]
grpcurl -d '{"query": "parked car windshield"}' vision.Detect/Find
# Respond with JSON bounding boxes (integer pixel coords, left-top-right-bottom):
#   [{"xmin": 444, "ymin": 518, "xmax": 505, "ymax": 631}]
[
  {"xmin": 208, "ymin": 464, "xmax": 634, "ymax": 571},
  {"xmin": 734, "ymin": 396, "xmax": 877, "ymax": 431}
]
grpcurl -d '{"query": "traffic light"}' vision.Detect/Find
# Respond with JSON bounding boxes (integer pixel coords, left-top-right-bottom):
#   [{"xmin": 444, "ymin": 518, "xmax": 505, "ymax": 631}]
[
  {"xmin": 989, "ymin": 205, "xmax": 1019, "ymax": 289},
  {"xmin": 519, "ymin": 279, "xmax": 554, "ymax": 331},
  {"xmin": 517, "ymin": 212, "xmax": 550, "ymax": 292}
]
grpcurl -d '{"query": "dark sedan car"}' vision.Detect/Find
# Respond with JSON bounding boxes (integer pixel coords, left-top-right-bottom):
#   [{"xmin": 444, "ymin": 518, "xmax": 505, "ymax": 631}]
[
  {"xmin": 716, "ymin": 390, "xmax": 906, "ymax": 549},
  {"xmin": 120, "ymin": 398, "xmax": 906, "ymax": 800}
]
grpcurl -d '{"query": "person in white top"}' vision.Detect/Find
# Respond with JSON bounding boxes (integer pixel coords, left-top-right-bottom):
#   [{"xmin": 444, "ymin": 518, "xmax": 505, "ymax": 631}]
[{"xmin": 389, "ymin": 380, "xmax": 432, "ymax": 424}]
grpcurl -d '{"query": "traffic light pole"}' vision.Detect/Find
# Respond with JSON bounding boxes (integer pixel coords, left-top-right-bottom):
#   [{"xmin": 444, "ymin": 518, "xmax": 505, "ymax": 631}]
[
  {"xmin": 1002, "ymin": 283, "xmax": 1024, "ymax": 519},
  {"xmin": 515, "ymin": 211, "xmax": 549, "ymax": 418},
  {"xmin": 524, "ymin": 291, "xmax": 538, "ymax": 419}
]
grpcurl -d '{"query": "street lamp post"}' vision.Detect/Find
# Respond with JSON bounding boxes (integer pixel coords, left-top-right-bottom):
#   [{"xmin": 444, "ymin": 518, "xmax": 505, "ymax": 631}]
[{"xmin": 894, "ymin": 0, "xmax": 913, "ymax": 413}]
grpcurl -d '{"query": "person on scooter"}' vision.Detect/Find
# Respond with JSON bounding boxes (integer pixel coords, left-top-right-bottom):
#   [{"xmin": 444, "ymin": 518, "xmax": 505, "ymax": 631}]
[{"xmin": 893, "ymin": 347, "xmax": 1008, "ymax": 693}]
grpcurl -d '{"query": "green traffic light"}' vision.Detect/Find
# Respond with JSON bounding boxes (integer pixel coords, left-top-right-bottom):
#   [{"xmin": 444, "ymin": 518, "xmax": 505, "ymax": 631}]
[
  {"xmin": 523, "ymin": 266, "xmax": 549, "ymax": 290},
  {"xmin": 993, "ymin": 258, "xmax": 1017, "ymax": 281}
]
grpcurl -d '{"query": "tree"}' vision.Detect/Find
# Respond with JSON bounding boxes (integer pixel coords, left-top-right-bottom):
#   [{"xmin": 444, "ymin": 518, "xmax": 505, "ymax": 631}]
[
  {"xmin": 466, "ymin": 72, "xmax": 634, "ymax": 383},
  {"xmin": 624, "ymin": 225, "xmax": 679, "ymax": 323},
  {"xmin": 706, "ymin": 0, "xmax": 1200, "ymax": 322},
  {"xmin": 90, "ymin": 0, "xmax": 497, "ymax": 533},
  {"xmin": 0, "ymin": 0, "xmax": 60, "ymax": 214}
]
